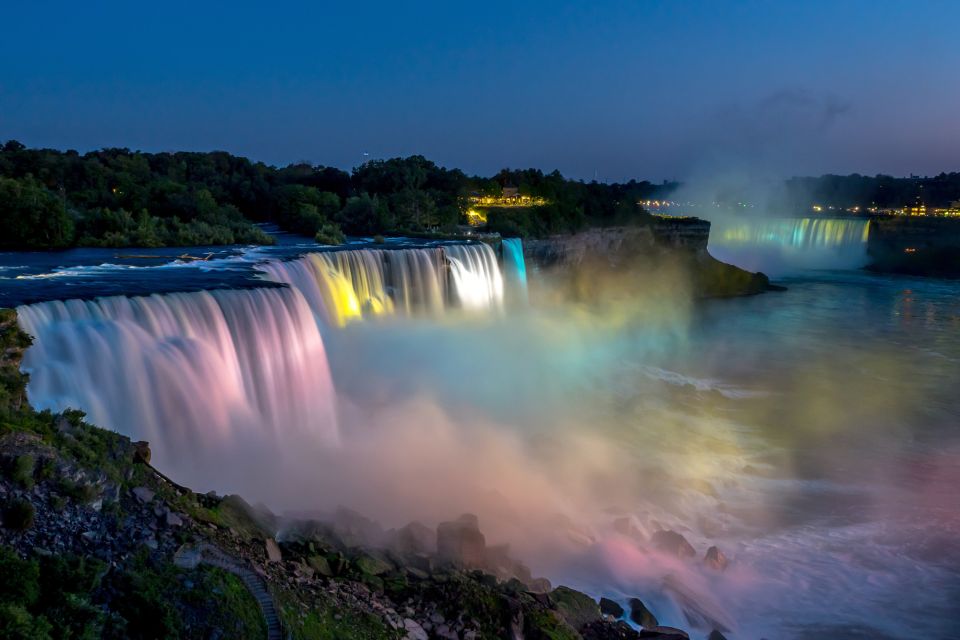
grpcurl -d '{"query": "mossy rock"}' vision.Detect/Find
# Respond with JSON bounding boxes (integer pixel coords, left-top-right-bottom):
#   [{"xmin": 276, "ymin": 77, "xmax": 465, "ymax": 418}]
[
  {"xmin": 353, "ymin": 552, "xmax": 393, "ymax": 576},
  {"xmin": 551, "ymin": 586, "xmax": 601, "ymax": 630},
  {"xmin": 524, "ymin": 608, "xmax": 580, "ymax": 640},
  {"xmin": 307, "ymin": 555, "xmax": 333, "ymax": 577}
]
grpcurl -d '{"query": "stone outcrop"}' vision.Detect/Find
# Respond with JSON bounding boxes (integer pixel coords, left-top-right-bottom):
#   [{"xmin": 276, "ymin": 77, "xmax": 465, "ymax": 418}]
[
  {"xmin": 522, "ymin": 221, "xmax": 775, "ymax": 298},
  {"xmin": 650, "ymin": 530, "xmax": 697, "ymax": 559},
  {"xmin": 436, "ymin": 513, "xmax": 486, "ymax": 568}
]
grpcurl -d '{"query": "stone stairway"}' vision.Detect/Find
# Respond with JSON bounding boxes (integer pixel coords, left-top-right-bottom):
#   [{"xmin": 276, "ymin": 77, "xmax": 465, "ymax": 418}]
[{"xmin": 176, "ymin": 542, "xmax": 283, "ymax": 640}]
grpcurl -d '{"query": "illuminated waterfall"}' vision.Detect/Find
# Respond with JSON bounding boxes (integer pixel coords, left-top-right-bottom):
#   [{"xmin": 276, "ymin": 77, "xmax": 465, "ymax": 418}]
[
  {"xmin": 501, "ymin": 238, "xmax": 528, "ymax": 303},
  {"xmin": 709, "ymin": 217, "xmax": 872, "ymax": 273},
  {"xmin": 16, "ymin": 288, "xmax": 338, "ymax": 485},
  {"xmin": 261, "ymin": 244, "xmax": 503, "ymax": 325}
]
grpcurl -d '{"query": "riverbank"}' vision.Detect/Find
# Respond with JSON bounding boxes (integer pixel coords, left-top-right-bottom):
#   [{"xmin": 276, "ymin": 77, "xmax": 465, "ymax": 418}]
[{"xmin": 0, "ymin": 309, "xmax": 702, "ymax": 639}]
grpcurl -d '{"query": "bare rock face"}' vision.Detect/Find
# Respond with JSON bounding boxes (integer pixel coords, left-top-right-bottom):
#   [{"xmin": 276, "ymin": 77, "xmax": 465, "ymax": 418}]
[
  {"xmin": 265, "ymin": 537, "xmax": 282, "ymax": 563},
  {"xmin": 132, "ymin": 486, "xmax": 155, "ymax": 503},
  {"xmin": 703, "ymin": 546, "xmax": 728, "ymax": 572},
  {"xmin": 649, "ymin": 530, "xmax": 696, "ymax": 559},
  {"xmin": 436, "ymin": 513, "xmax": 486, "ymax": 569}
]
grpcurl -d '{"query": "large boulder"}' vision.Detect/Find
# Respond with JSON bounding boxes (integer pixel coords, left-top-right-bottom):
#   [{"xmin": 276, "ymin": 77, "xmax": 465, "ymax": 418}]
[
  {"xmin": 600, "ymin": 597, "xmax": 625, "ymax": 618},
  {"xmin": 132, "ymin": 441, "xmax": 151, "ymax": 464},
  {"xmin": 332, "ymin": 506, "xmax": 385, "ymax": 548},
  {"xmin": 390, "ymin": 521, "xmax": 435, "ymax": 555},
  {"xmin": 552, "ymin": 586, "xmax": 602, "ymax": 630},
  {"xmin": 437, "ymin": 513, "xmax": 486, "ymax": 569},
  {"xmin": 650, "ymin": 530, "xmax": 696, "ymax": 559},
  {"xmin": 265, "ymin": 538, "xmax": 282, "ymax": 563},
  {"xmin": 628, "ymin": 598, "xmax": 659, "ymax": 628}
]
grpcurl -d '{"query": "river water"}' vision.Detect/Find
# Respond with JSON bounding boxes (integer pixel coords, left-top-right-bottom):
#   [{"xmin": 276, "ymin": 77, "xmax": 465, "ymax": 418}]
[{"xmin": 3, "ymin": 234, "xmax": 958, "ymax": 639}]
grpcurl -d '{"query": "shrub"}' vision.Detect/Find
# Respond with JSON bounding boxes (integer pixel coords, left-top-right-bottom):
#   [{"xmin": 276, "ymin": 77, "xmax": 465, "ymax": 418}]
[{"xmin": 11, "ymin": 455, "xmax": 35, "ymax": 489}]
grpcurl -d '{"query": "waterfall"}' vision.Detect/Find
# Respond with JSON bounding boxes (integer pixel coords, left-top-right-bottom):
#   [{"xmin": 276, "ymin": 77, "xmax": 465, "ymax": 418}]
[
  {"xmin": 708, "ymin": 217, "xmax": 872, "ymax": 273},
  {"xmin": 16, "ymin": 287, "xmax": 338, "ymax": 488},
  {"xmin": 501, "ymin": 238, "xmax": 528, "ymax": 303},
  {"xmin": 261, "ymin": 244, "xmax": 503, "ymax": 325}
]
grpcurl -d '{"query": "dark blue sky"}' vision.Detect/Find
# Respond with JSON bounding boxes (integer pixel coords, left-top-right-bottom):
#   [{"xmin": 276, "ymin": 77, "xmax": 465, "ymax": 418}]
[{"xmin": 2, "ymin": 1, "xmax": 958, "ymax": 181}]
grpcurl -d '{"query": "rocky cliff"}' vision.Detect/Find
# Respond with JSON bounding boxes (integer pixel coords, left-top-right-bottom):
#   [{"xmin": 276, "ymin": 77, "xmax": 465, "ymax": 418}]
[{"xmin": 523, "ymin": 219, "xmax": 774, "ymax": 298}]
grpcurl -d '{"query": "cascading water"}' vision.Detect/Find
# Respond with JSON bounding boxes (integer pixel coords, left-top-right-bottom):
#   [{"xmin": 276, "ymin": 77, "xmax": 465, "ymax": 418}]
[
  {"xmin": 708, "ymin": 217, "xmax": 872, "ymax": 274},
  {"xmin": 501, "ymin": 238, "xmax": 529, "ymax": 303},
  {"xmin": 261, "ymin": 243, "xmax": 503, "ymax": 324},
  {"xmin": 16, "ymin": 287, "xmax": 338, "ymax": 491}
]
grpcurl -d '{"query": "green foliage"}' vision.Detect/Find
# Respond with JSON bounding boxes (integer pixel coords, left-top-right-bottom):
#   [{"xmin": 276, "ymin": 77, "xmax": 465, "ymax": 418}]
[
  {"xmin": 6, "ymin": 455, "xmax": 35, "ymax": 489},
  {"xmin": 315, "ymin": 221, "xmax": 346, "ymax": 245},
  {"xmin": 0, "ymin": 176, "xmax": 74, "ymax": 250},
  {"xmin": 2, "ymin": 499, "xmax": 35, "ymax": 531}
]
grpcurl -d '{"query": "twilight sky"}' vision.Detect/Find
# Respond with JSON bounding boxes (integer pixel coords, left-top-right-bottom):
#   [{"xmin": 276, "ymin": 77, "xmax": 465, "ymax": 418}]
[{"xmin": 2, "ymin": 0, "xmax": 958, "ymax": 181}]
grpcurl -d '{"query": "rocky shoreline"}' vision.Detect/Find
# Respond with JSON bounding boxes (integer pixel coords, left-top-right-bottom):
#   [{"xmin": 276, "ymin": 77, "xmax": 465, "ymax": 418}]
[
  {"xmin": 0, "ymin": 308, "xmax": 726, "ymax": 639},
  {"xmin": 523, "ymin": 222, "xmax": 779, "ymax": 299}
]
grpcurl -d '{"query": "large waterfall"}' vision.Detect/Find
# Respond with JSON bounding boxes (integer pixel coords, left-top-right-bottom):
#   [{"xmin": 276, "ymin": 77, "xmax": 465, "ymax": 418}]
[
  {"xmin": 17, "ymin": 287, "xmax": 338, "ymax": 489},
  {"xmin": 14, "ymin": 241, "xmax": 512, "ymax": 489},
  {"xmin": 260, "ymin": 243, "xmax": 503, "ymax": 325},
  {"xmin": 708, "ymin": 217, "xmax": 871, "ymax": 273}
]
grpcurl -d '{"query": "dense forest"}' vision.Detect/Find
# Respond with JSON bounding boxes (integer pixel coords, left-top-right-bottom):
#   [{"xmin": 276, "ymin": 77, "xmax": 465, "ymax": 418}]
[{"xmin": 0, "ymin": 141, "xmax": 665, "ymax": 250}]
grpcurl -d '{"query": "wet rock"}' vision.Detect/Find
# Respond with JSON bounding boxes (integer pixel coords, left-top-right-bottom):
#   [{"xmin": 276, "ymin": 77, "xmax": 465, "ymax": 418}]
[
  {"xmin": 628, "ymin": 598, "xmax": 659, "ymax": 628},
  {"xmin": 637, "ymin": 626, "xmax": 689, "ymax": 639},
  {"xmin": 265, "ymin": 537, "xmax": 282, "ymax": 563},
  {"xmin": 437, "ymin": 513, "xmax": 486, "ymax": 569},
  {"xmin": 131, "ymin": 486, "xmax": 155, "ymax": 503},
  {"xmin": 650, "ymin": 530, "xmax": 696, "ymax": 559},
  {"xmin": 707, "ymin": 631, "xmax": 728, "ymax": 640},
  {"xmin": 552, "ymin": 585, "xmax": 602, "ymax": 630},
  {"xmin": 165, "ymin": 511, "xmax": 183, "ymax": 527},
  {"xmin": 600, "ymin": 597, "xmax": 625, "ymax": 618},
  {"xmin": 703, "ymin": 546, "xmax": 728, "ymax": 572},
  {"xmin": 582, "ymin": 620, "xmax": 641, "ymax": 639},
  {"xmin": 333, "ymin": 506, "xmax": 385, "ymax": 548}
]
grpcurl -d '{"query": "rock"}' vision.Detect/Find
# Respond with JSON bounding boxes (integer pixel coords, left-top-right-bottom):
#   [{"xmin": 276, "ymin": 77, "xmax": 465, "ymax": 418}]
[
  {"xmin": 265, "ymin": 537, "xmax": 282, "ymax": 563},
  {"xmin": 354, "ymin": 552, "xmax": 393, "ymax": 576},
  {"xmin": 132, "ymin": 441, "xmax": 151, "ymax": 464},
  {"xmin": 582, "ymin": 619, "xmax": 641, "ymax": 639},
  {"xmin": 703, "ymin": 546, "xmax": 728, "ymax": 572},
  {"xmin": 552, "ymin": 585, "xmax": 602, "ymax": 630},
  {"xmin": 307, "ymin": 555, "xmax": 333, "ymax": 577},
  {"xmin": 165, "ymin": 512, "xmax": 183, "ymax": 527},
  {"xmin": 403, "ymin": 618, "xmax": 428, "ymax": 640},
  {"xmin": 528, "ymin": 577, "xmax": 552, "ymax": 593},
  {"xmin": 333, "ymin": 506, "xmax": 385, "ymax": 548},
  {"xmin": 600, "ymin": 597, "xmax": 625, "ymax": 618},
  {"xmin": 131, "ymin": 486, "xmax": 155, "ymax": 503},
  {"xmin": 628, "ymin": 598, "xmax": 659, "ymax": 628},
  {"xmin": 649, "ymin": 530, "xmax": 696, "ymax": 559},
  {"xmin": 391, "ymin": 521, "xmax": 436, "ymax": 555},
  {"xmin": 637, "ymin": 627, "xmax": 689, "ymax": 639},
  {"xmin": 707, "ymin": 631, "xmax": 728, "ymax": 640},
  {"xmin": 437, "ymin": 514, "xmax": 486, "ymax": 569}
]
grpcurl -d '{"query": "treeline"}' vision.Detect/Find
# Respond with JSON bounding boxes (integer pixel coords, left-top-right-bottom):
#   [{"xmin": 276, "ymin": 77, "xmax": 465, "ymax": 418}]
[
  {"xmin": 0, "ymin": 141, "xmax": 667, "ymax": 250},
  {"xmin": 781, "ymin": 173, "xmax": 960, "ymax": 210}
]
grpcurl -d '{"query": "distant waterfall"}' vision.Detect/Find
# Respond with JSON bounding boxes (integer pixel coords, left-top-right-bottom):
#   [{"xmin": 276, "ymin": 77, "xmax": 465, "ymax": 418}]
[
  {"xmin": 501, "ymin": 238, "xmax": 528, "ymax": 303},
  {"xmin": 709, "ymin": 217, "xmax": 872, "ymax": 273},
  {"xmin": 261, "ymin": 244, "xmax": 503, "ymax": 325},
  {"xmin": 16, "ymin": 288, "xmax": 338, "ymax": 488}
]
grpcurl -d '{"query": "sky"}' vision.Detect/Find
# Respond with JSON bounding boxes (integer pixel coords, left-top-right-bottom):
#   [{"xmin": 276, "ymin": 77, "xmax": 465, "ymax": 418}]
[{"xmin": 1, "ymin": 0, "xmax": 958, "ymax": 182}]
